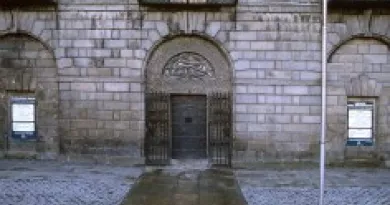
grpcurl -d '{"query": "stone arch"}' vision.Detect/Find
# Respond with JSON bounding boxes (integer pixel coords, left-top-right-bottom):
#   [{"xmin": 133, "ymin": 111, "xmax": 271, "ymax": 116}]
[
  {"xmin": 327, "ymin": 34, "xmax": 390, "ymax": 62},
  {"xmin": 145, "ymin": 35, "xmax": 233, "ymax": 93},
  {"xmin": 0, "ymin": 33, "xmax": 58, "ymax": 158},
  {"xmin": 326, "ymin": 36, "xmax": 390, "ymax": 162},
  {"xmin": 0, "ymin": 32, "xmax": 57, "ymax": 65}
]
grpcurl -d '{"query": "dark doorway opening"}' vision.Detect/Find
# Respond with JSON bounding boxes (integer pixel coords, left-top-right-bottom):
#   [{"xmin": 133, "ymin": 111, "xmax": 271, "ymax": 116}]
[{"xmin": 171, "ymin": 95, "xmax": 207, "ymax": 159}]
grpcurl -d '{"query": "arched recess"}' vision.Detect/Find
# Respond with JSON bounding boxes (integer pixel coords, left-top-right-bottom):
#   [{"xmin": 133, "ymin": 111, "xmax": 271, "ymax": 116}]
[
  {"xmin": 326, "ymin": 36, "xmax": 390, "ymax": 162},
  {"xmin": 0, "ymin": 33, "xmax": 58, "ymax": 159},
  {"xmin": 144, "ymin": 35, "xmax": 233, "ymax": 166},
  {"xmin": 327, "ymin": 33, "xmax": 390, "ymax": 62}
]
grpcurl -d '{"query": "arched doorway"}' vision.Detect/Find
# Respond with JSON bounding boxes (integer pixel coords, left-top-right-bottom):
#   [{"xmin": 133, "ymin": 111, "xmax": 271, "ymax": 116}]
[{"xmin": 144, "ymin": 36, "xmax": 233, "ymax": 166}]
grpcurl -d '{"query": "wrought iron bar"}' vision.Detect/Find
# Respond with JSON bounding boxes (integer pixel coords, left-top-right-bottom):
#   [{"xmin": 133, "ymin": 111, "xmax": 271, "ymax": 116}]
[
  {"xmin": 208, "ymin": 92, "xmax": 232, "ymax": 167},
  {"xmin": 145, "ymin": 91, "xmax": 170, "ymax": 165}
]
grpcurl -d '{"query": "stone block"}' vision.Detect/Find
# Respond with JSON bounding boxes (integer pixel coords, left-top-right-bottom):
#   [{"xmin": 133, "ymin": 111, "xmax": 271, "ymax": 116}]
[
  {"xmin": 266, "ymin": 115, "xmax": 291, "ymax": 124},
  {"xmin": 71, "ymin": 120, "xmax": 97, "ymax": 129},
  {"xmin": 282, "ymin": 124, "xmax": 319, "ymax": 132},
  {"xmin": 300, "ymin": 115, "xmax": 321, "ymax": 124},
  {"xmin": 235, "ymin": 85, "xmax": 247, "ymax": 93},
  {"xmin": 71, "ymin": 82, "xmax": 96, "ymax": 92},
  {"xmin": 251, "ymin": 41, "xmax": 275, "ymax": 50},
  {"xmin": 236, "ymin": 70, "xmax": 257, "ymax": 79},
  {"xmin": 247, "ymin": 85, "xmax": 275, "ymax": 94},
  {"xmin": 300, "ymin": 71, "xmax": 321, "ymax": 83},
  {"xmin": 104, "ymin": 101, "xmax": 130, "ymax": 110},
  {"xmin": 369, "ymin": 44, "xmax": 388, "ymax": 54},
  {"xmin": 104, "ymin": 121, "xmax": 130, "ymax": 130},
  {"xmin": 130, "ymin": 103, "xmax": 143, "ymax": 111},
  {"xmin": 363, "ymin": 54, "xmax": 387, "ymax": 64},
  {"xmin": 299, "ymin": 96, "xmax": 321, "ymax": 105},
  {"xmin": 87, "ymin": 93, "xmax": 113, "ymax": 100},
  {"xmin": 265, "ymin": 51, "xmax": 292, "ymax": 60},
  {"xmin": 235, "ymin": 123, "xmax": 248, "ymax": 132},
  {"xmin": 248, "ymin": 124, "xmax": 281, "ymax": 132},
  {"xmin": 130, "ymin": 83, "xmax": 142, "ymax": 92},
  {"xmin": 327, "ymin": 96, "xmax": 338, "ymax": 105},
  {"xmin": 266, "ymin": 96, "xmax": 292, "ymax": 104},
  {"xmin": 57, "ymin": 58, "xmax": 72, "ymax": 68},
  {"xmin": 236, "ymin": 94, "xmax": 257, "ymax": 104},
  {"xmin": 59, "ymin": 82, "xmax": 71, "ymax": 91},
  {"xmin": 120, "ymin": 50, "xmax": 133, "ymax": 57},
  {"xmin": 73, "ymin": 40, "xmax": 94, "ymax": 48},
  {"xmin": 247, "ymin": 105, "xmax": 275, "ymax": 113},
  {"xmin": 310, "ymin": 106, "xmax": 321, "ymax": 114},
  {"xmin": 250, "ymin": 61, "xmax": 275, "ymax": 69},
  {"xmin": 89, "ymin": 49, "xmax": 111, "ymax": 57},
  {"xmin": 358, "ymin": 44, "xmax": 370, "ymax": 54},
  {"xmin": 337, "ymin": 44, "xmax": 357, "ymax": 54},
  {"xmin": 309, "ymin": 86, "xmax": 321, "ymax": 95},
  {"xmin": 282, "ymin": 106, "xmax": 310, "ymax": 114},
  {"xmin": 257, "ymin": 96, "xmax": 266, "ymax": 103},
  {"xmin": 236, "ymin": 114, "xmax": 257, "ymax": 122},
  {"xmin": 87, "ymin": 68, "xmax": 112, "ymax": 76},
  {"xmin": 104, "ymin": 83, "xmax": 130, "ymax": 92},
  {"xmin": 96, "ymin": 111, "xmax": 113, "ymax": 120},
  {"xmin": 281, "ymin": 61, "xmax": 307, "ymax": 70},
  {"xmin": 73, "ymin": 58, "xmax": 94, "ymax": 67},
  {"xmin": 234, "ymin": 60, "xmax": 250, "ymax": 70},
  {"xmin": 230, "ymin": 31, "xmax": 256, "ymax": 40},
  {"xmin": 104, "ymin": 59, "xmax": 126, "ymax": 67},
  {"xmin": 267, "ymin": 70, "xmax": 292, "ymax": 79},
  {"xmin": 235, "ymin": 41, "xmax": 250, "ymax": 50},
  {"xmin": 283, "ymin": 86, "xmax": 309, "ymax": 95},
  {"xmin": 127, "ymin": 59, "xmax": 142, "ymax": 69},
  {"xmin": 307, "ymin": 62, "xmax": 321, "ymax": 71}
]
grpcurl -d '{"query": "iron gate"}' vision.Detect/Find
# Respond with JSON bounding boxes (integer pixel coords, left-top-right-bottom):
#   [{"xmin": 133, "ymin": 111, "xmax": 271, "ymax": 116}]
[
  {"xmin": 145, "ymin": 92, "xmax": 232, "ymax": 166},
  {"xmin": 208, "ymin": 92, "xmax": 232, "ymax": 167},
  {"xmin": 145, "ymin": 91, "xmax": 170, "ymax": 165}
]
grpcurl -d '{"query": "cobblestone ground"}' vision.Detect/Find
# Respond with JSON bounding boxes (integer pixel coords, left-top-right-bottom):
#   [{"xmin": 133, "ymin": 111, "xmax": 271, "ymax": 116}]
[
  {"xmin": 236, "ymin": 168, "xmax": 390, "ymax": 205},
  {"xmin": 0, "ymin": 160, "xmax": 143, "ymax": 205}
]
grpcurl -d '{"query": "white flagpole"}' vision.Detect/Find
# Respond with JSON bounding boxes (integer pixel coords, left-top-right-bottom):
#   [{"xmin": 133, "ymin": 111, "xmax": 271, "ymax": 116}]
[{"xmin": 320, "ymin": 0, "xmax": 327, "ymax": 204}]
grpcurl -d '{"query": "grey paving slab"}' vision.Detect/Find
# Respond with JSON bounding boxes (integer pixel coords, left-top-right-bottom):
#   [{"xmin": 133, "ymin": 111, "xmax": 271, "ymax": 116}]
[
  {"xmin": 0, "ymin": 160, "xmax": 143, "ymax": 205},
  {"xmin": 236, "ymin": 168, "xmax": 390, "ymax": 205}
]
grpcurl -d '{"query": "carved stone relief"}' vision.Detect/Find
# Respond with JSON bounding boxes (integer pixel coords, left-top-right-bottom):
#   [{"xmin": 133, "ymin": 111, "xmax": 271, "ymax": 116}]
[
  {"xmin": 163, "ymin": 52, "xmax": 215, "ymax": 80},
  {"xmin": 146, "ymin": 36, "xmax": 231, "ymax": 94}
]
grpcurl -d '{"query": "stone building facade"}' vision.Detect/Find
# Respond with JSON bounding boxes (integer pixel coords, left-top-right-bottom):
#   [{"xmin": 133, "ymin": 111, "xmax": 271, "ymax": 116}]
[{"xmin": 0, "ymin": 0, "xmax": 389, "ymax": 166}]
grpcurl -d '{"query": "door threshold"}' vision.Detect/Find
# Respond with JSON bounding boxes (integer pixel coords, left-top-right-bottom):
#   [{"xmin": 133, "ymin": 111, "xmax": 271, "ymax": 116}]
[{"xmin": 169, "ymin": 159, "xmax": 210, "ymax": 170}]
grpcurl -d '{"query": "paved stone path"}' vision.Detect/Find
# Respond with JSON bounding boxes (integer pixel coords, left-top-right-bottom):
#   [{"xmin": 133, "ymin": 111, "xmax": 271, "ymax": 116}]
[
  {"xmin": 236, "ymin": 168, "xmax": 390, "ymax": 205},
  {"xmin": 121, "ymin": 168, "xmax": 247, "ymax": 205},
  {"xmin": 1, "ymin": 160, "xmax": 390, "ymax": 205},
  {"xmin": 0, "ymin": 160, "xmax": 143, "ymax": 205}
]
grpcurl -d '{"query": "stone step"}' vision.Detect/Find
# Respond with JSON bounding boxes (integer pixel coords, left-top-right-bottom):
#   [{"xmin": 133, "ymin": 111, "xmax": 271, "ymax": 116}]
[{"xmin": 120, "ymin": 168, "xmax": 248, "ymax": 205}]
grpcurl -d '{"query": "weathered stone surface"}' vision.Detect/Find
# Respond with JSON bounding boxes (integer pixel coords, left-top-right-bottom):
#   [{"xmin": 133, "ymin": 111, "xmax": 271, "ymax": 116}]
[
  {"xmin": 0, "ymin": 2, "xmax": 389, "ymax": 165},
  {"xmin": 121, "ymin": 169, "xmax": 247, "ymax": 205}
]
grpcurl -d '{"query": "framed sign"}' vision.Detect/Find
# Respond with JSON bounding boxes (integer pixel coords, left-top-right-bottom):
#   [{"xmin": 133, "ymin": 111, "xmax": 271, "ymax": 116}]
[
  {"xmin": 347, "ymin": 99, "xmax": 375, "ymax": 146},
  {"xmin": 10, "ymin": 97, "xmax": 36, "ymax": 141}
]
